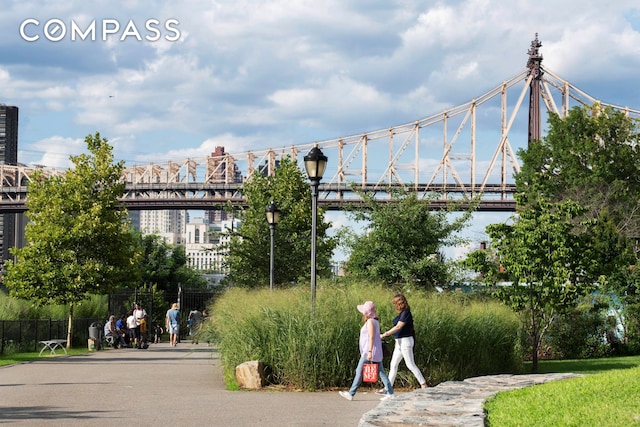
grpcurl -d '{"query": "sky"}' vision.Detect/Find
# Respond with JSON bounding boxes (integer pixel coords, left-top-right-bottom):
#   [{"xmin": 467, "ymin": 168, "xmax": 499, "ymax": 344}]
[{"xmin": 2, "ymin": 0, "xmax": 640, "ymax": 261}]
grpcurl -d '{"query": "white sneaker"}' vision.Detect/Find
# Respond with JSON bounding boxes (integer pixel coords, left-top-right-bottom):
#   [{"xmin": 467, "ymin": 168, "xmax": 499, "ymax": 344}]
[
  {"xmin": 380, "ymin": 394, "xmax": 395, "ymax": 401},
  {"xmin": 338, "ymin": 391, "xmax": 353, "ymax": 401}
]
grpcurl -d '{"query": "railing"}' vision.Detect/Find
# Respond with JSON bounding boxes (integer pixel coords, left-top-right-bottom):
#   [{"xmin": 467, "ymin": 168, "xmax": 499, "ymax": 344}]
[{"xmin": 0, "ymin": 317, "xmax": 100, "ymax": 354}]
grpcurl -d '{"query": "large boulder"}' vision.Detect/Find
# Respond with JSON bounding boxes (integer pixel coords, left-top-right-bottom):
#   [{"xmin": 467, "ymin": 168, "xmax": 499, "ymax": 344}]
[{"xmin": 235, "ymin": 360, "xmax": 267, "ymax": 389}]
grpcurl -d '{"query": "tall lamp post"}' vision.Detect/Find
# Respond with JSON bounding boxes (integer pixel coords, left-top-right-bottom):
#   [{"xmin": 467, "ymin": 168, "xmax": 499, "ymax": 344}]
[
  {"xmin": 265, "ymin": 202, "xmax": 281, "ymax": 291},
  {"xmin": 304, "ymin": 147, "xmax": 327, "ymax": 310}
]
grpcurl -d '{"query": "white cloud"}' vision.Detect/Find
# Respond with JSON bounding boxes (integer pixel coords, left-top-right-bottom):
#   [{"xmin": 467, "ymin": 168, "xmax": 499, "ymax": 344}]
[
  {"xmin": 4, "ymin": 0, "xmax": 640, "ymax": 258},
  {"xmin": 21, "ymin": 136, "xmax": 85, "ymax": 169}
]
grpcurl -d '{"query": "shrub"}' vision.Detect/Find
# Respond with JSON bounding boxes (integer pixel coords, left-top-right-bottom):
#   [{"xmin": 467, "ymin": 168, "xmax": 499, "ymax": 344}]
[
  {"xmin": 201, "ymin": 281, "xmax": 523, "ymax": 390},
  {"xmin": 546, "ymin": 297, "xmax": 612, "ymax": 359}
]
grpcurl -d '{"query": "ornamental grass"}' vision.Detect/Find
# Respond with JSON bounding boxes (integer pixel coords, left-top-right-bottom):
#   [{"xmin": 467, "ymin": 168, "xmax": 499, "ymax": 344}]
[{"xmin": 201, "ymin": 281, "xmax": 522, "ymax": 390}]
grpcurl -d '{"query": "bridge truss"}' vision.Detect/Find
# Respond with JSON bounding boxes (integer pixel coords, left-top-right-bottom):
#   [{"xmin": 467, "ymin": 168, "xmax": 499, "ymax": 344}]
[{"xmin": 1, "ymin": 61, "xmax": 639, "ymax": 213}]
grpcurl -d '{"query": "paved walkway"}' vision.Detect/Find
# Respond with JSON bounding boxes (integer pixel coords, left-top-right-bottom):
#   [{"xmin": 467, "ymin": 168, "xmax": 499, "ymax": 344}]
[
  {"xmin": 0, "ymin": 342, "xmax": 577, "ymax": 426},
  {"xmin": 0, "ymin": 343, "xmax": 378, "ymax": 426}
]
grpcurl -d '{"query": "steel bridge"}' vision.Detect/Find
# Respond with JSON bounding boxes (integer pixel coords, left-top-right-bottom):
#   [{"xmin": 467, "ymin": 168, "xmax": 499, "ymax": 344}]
[{"xmin": 1, "ymin": 36, "xmax": 639, "ymax": 214}]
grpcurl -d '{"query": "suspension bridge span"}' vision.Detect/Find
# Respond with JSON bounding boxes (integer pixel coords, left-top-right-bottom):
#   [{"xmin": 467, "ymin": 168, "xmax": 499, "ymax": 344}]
[{"xmin": 1, "ymin": 36, "xmax": 638, "ymax": 214}]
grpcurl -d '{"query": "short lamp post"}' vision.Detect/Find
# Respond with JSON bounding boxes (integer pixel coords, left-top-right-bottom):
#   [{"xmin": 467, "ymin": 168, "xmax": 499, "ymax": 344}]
[
  {"xmin": 304, "ymin": 147, "xmax": 327, "ymax": 310},
  {"xmin": 265, "ymin": 202, "xmax": 281, "ymax": 291}
]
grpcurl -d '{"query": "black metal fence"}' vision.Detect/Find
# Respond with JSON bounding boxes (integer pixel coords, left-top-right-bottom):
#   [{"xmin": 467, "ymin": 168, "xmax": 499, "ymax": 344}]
[
  {"xmin": 108, "ymin": 288, "xmax": 217, "ymax": 327},
  {"xmin": 0, "ymin": 317, "xmax": 100, "ymax": 355},
  {"xmin": 1, "ymin": 290, "xmax": 218, "ymax": 355}
]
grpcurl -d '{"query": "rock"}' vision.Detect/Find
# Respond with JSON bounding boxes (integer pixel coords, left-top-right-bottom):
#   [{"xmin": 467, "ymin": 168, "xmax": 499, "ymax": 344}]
[{"xmin": 236, "ymin": 360, "xmax": 267, "ymax": 389}]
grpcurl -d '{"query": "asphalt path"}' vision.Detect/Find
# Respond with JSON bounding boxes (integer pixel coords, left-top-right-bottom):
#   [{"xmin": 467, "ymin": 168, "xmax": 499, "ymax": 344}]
[{"xmin": 0, "ymin": 342, "xmax": 380, "ymax": 426}]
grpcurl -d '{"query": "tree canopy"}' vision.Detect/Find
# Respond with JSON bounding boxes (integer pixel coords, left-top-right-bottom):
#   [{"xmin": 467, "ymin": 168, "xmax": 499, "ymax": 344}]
[
  {"xmin": 518, "ymin": 105, "xmax": 640, "ymax": 347},
  {"xmin": 2, "ymin": 133, "xmax": 142, "ymax": 347},
  {"xmin": 464, "ymin": 105, "xmax": 640, "ymax": 367},
  {"xmin": 517, "ymin": 104, "xmax": 640, "ymax": 239},
  {"xmin": 138, "ymin": 233, "xmax": 207, "ymax": 293},
  {"xmin": 480, "ymin": 196, "xmax": 603, "ymax": 372},
  {"xmin": 223, "ymin": 157, "xmax": 335, "ymax": 287},
  {"xmin": 342, "ymin": 191, "xmax": 471, "ymax": 288}
]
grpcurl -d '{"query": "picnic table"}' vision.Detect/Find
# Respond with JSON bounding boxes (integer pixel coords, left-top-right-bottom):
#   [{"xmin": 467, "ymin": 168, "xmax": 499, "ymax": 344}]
[{"xmin": 38, "ymin": 339, "xmax": 68, "ymax": 356}]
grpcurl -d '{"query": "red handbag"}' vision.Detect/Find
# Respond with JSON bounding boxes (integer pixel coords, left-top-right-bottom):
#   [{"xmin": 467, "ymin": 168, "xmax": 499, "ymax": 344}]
[{"xmin": 363, "ymin": 361, "xmax": 379, "ymax": 383}]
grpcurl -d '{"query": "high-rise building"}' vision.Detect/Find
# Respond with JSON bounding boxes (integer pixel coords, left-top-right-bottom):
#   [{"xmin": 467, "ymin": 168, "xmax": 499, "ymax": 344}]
[
  {"xmin": 204, "ymin": 146, "xmax": 243, "ymax": 223},
  {"xmin": 0, "ymin": 104, "xmax": 19, "ymax": 262},
  {"xmin": 0, "ymin": 105, "xmax": 18, "ymax": 165},
  {"xmin": 138, "ymin": 209, "xmax": 187, "ymax": 245}
]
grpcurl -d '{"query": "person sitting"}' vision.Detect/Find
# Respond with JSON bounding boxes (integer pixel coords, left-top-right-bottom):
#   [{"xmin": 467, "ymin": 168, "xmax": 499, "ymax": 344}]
[
  {"xmin": 104, "ymin": 315, "xmax": 126, "ymax": 349},
  {"xmin": 116, "ymin": 314, "xmax": 131, "ymax": 347}
]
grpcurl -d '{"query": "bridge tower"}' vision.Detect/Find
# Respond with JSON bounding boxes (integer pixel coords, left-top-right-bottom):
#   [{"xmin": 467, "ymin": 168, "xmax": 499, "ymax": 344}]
[{"xmin": 527, "ymin": 34, "xmax": 543, "ymax": 144}]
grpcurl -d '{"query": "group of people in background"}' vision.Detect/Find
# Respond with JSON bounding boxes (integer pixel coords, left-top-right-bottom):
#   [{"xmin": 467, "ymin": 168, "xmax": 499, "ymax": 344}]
[
  {"xmin": 165, "ymin": 304, "xmax": 208, "ymax": 347},
  {"xmin": 103, "ymin": 302, "xmax": 150, "ymax": 349},
  {"xmin": 103, "ymin": 302, "xmax": 208, "ymax": 350},
  {"xmin": 339, "ymin": 294, "xmax": 427, "ymax": 401}
]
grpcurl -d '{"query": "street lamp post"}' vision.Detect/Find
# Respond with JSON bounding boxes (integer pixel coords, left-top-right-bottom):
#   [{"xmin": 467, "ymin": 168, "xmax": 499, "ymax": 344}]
[
  {"xmin": 265, "ymin": 202, "xmax": 281, "ymax": 291},
  {"xmin": 304, "ymin": 147, "xmax": 327, "ymax": 310}
]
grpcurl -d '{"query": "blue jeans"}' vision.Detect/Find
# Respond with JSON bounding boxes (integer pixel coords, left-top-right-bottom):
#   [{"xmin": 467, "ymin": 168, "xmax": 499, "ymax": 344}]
[{"xmin": 348, "ymin": 353, "xmax": 394, "ymax": 396}]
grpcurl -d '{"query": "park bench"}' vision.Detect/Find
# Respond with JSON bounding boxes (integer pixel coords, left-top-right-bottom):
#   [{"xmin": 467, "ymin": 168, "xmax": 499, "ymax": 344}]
[{"xmin": 38, "ymin": 339, "xmax": 68, "ymax": 356}]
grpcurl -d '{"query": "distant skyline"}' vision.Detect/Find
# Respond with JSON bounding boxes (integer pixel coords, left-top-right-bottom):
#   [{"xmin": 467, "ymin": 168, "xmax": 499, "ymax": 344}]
[{"xmin": 2, "ymin": 0, "xmax": 640, "ymax": 260}]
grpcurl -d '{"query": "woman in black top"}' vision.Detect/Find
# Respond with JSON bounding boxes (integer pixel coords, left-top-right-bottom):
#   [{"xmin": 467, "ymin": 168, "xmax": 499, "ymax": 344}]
[{"xmin": 379, "ymin": 294, "xmax": 427, "ymax": 393}]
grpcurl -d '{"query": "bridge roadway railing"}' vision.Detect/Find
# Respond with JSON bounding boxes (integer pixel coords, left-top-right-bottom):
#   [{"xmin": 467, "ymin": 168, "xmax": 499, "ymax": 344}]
[{"xmin": 0, "ymin": 181, "xmax": 517, "ymax": 213}]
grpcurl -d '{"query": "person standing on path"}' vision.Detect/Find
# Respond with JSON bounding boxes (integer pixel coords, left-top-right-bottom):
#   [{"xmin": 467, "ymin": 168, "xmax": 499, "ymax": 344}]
[
  {"xmin": 166, "ymin": 303, "xmax": 181, "ymax": 347},
  {"xmin": 339, "ymin": 301, "xmax": 394, "ymax": 402},
  {"xmin": 188, "ymin": 307, "xmax": 202, "ymax": 343},
  {"xmin": 379, "ymin": 294, "xmax": 428, "ymax": 394},
  {"xmin": 133, "ymin": 302, "xmax": 147, "ymax": 349},
  {"xmin": 126, "ymin": 310, "xmax": 137, "ymax": 348}
]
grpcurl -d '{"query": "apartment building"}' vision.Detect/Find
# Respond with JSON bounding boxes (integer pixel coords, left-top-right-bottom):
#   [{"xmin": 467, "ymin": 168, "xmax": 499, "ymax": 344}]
[{"xmin": 0, "ymin": 104, "xmax": 19, "ymax": 262}]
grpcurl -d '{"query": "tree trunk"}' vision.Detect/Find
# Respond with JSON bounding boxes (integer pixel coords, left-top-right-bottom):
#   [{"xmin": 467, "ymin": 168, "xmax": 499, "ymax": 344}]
[
  {"xmin": 531, "ymin": 331, "xmax": 539, "ymax": 374},
  {"xmin": 66, "ymin": 302, "xmax": 74, "ymax": 350},
  {"xmin": 529, "ymin": 286, "xmax": 538, "ymax": 374}
]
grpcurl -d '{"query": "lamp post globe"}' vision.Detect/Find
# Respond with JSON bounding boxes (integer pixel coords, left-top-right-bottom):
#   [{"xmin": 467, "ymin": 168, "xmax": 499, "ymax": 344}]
[
  {"xmin": 304, "ymin": 146, "xmax": 328, "ymax": 181},
  {"xmin": 304, "ymin": 147, "xmax": 327, "ymax": 310}
]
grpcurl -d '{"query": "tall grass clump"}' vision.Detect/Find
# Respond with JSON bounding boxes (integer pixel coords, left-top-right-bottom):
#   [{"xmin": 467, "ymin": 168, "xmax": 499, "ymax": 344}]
[
  {"xmin": 413, "ymin": 294, "xmax": 523, "ymax": 386},
  {"xmin": 202, "ymin": 281, "xmax": 522, "ymax": 391},
  {"xmin": 0, "ymin": 290, "xmax": 108, "ymax": 320}
]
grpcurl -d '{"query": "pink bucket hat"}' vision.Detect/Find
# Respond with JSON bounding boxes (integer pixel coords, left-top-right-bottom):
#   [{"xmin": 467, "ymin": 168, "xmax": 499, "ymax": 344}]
[{"xmin": 357, "ymin": 301, "xmax": 378, "ymax": 318}]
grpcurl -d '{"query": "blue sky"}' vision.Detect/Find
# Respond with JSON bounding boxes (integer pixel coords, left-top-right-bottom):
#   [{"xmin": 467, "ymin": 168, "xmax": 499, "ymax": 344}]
[{"xmin": 2, "ymin": 0, "xmax": 640, "ymax": 261}]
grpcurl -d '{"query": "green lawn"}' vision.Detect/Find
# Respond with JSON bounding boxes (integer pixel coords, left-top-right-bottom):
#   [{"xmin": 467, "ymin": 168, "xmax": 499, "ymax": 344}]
[
  {"xmin": 486, "ymin": 356, "xmax": 640, "ymax": 426},
  {"xmin": 4, "ymin": 348, "xmax": 640, "ymax": 426},
  {"xmin": 0, "ymin": 348, "xmax": 91, "ymax": 366}
]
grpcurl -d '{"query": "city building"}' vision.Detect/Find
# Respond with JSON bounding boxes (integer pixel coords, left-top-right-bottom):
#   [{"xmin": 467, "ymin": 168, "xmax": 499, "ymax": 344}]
[
  {"xmin": 184, "ymin": 216, "xmax": 240, "ymax": 273},
  {"xmin": 204, "ymin": 146, "xmax": 243, "ymax": 223},
  {"xmin": 138, "ymin": 209, "xmax": 187, "ymax": 245},
  {"xmin": 0, "ymin": 104, "xmax": 18, "ymax": 165},
  {"xmin": 0, "ymin": 104, "xmax": 19, "ymax": 262}
]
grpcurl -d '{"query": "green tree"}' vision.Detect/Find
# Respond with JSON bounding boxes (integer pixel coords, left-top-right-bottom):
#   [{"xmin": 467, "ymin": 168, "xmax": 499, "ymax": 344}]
[
  {"xmin": 171, "ymin": 245, "xmax": 208, "ymax": 289},
  {"xmin": 223, "ymin": 157, "xmax": 335, "ymax": 287},
  {"xmin": 475, "ymin": 195, "xmax": 605, "ymax": 372},
  {"xmin": 516, "ymin": 104, "xmax": 640, "ymax": 348},
  {"xmin": 139, "ymin": 233, "xmax": 173, "ymax": 291},
  {"xmin": 342, "ymin": 191, "xmax": 471, "ymax": 288},
  {"xmin": 517, "ymin": 104, "xmax": 640, "ymax": 240},
  {"xmin": 2, "ymin": 132, "xmax": 142, "ymax": 348},
  {"xmin": 138, "ymin": 234, "xmax": 207, "ymax": 293}
]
